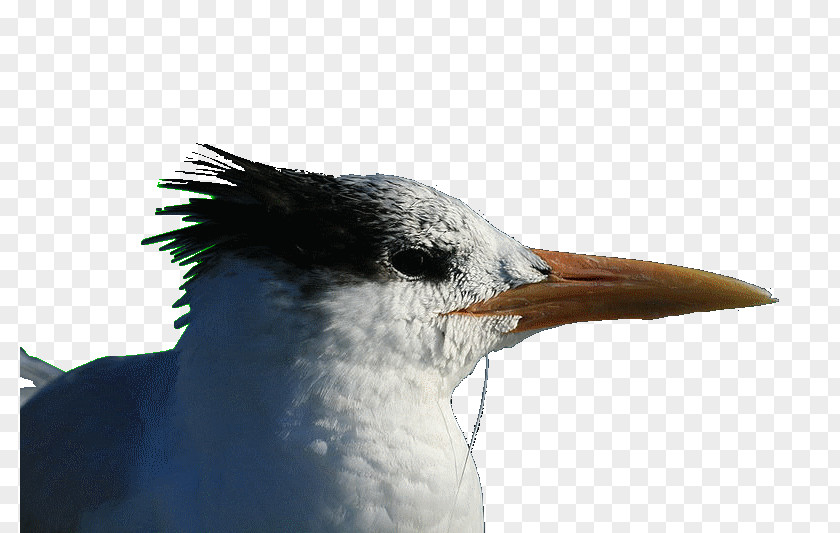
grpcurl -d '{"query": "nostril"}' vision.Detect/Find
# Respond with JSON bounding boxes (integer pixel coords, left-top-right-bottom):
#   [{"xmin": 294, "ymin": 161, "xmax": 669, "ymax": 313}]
[{"xmin": 561, "ymin": 275, "xmax": 602, "ymax": 282}]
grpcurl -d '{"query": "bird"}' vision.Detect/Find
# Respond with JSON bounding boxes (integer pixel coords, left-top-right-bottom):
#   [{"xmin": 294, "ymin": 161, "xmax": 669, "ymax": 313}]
[{"xmin": 20, "ymin": 145, "xmax": 776, "ymax": 532}]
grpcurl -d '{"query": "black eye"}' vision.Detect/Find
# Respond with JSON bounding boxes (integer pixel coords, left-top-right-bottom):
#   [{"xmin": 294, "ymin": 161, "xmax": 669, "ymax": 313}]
[{"xmin": 390, "ymin": 248, "xmax": 449, "ymax": 280}]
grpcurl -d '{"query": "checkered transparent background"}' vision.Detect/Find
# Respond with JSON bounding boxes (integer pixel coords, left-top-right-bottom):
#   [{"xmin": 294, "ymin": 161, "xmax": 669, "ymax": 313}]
[{"xmin": 5, "ymin": 1, "xmax": 838, "ymax": 531}]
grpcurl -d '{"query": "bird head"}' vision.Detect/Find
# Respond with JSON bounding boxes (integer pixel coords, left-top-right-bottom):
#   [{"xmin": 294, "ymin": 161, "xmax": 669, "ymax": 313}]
[{"xmin": 143, "ymin": 146, "xmax": 775, "ymax": 393}]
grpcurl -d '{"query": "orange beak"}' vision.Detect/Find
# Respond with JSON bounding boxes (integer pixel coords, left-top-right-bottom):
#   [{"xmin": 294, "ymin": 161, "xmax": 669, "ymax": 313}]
[{"xmin": 451, "ymin": 249, "xmax": 777, "ymax": 333}]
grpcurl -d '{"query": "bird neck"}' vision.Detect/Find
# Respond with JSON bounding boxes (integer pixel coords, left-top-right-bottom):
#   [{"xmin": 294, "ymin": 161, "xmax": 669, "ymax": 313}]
[
  {"xmin": 170, "ymin": 256, "xmax": 456, "ymax": 419},
  {"xmin": 153, "ymin": 257, "xmax": 489, "ymax": 530}
]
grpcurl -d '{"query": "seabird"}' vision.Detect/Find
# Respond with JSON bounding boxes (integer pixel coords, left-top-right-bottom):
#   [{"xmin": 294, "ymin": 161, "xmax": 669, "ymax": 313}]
[{"xmin": 20, "ymin": 145, "xmax": 775, "ymax": 532}]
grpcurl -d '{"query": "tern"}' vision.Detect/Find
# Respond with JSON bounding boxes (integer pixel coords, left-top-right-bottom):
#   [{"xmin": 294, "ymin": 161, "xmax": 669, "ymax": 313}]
[{"xmin": 20, "ymin": 146, "xmax": 775, "ymax": 532}]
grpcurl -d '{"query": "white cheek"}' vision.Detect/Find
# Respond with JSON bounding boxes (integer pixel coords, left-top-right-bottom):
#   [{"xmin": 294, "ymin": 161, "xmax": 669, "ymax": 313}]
[{"xmin": 433, "ymin": 314, "xmax": 521, "ymax": 385}]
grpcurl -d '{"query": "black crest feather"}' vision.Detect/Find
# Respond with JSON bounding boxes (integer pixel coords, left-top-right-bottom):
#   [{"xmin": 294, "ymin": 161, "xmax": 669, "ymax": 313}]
[{"xmin": 142, "ymin": 145, "xmax": 397, "ymax": 326}]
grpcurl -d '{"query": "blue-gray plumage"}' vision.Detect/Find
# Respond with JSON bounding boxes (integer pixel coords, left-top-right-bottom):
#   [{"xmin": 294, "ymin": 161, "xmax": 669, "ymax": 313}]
[{"xmin": 21, "ymin": 351, "xmax": 178, "ymax": 531}]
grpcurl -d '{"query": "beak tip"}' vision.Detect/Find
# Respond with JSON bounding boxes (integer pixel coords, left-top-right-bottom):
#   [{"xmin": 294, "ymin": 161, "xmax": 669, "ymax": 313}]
[
  {"xmin": 748, "ymin": 285, "xmax": 777, "ymax": 307},
  {"xmin": 726, "ymin": 282, "xmax": 776, "ymax": 310}
]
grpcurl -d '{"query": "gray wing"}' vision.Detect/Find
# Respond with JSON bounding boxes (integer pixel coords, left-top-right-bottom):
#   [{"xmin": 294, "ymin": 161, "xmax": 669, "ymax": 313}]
[
  {"xmin": 20, "ymin": 351, "xmax": 178, "ymax": 533},
  {"xmin": 20, "ymin": 348, "xmax": 65, "ymax": 407}
]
